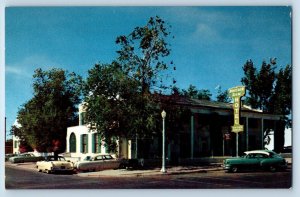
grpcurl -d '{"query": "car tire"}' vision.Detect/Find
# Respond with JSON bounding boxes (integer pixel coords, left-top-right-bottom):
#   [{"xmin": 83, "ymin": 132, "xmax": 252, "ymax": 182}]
[{"xmin": 231, "ymin": 166, "xmax": 238, "ymax": 173}]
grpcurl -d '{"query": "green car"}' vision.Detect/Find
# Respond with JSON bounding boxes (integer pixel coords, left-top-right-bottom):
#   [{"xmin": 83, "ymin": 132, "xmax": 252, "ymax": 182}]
[
  {"xmin": 223, "ymin": 150, "xmax": 288, "ymax": 173},
  {"xmin": 9, "ymin": 153, "xmax": 44, "ymax": 163}
]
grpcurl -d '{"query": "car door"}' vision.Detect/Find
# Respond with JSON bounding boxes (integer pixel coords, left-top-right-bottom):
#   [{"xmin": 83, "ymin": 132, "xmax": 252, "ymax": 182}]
[
  {"xmin": 24, "ymin": 154, "xmax": 32, "ymax": 162},
  {"xmin": 94, "ymin": 155, "xmax": 105, "ymax": 171},
  {"xmin": 103, "ymin": 155, "xmax": 117, "ymax": 170},
  {"xmin": 244, "ymin": 153, "xmax": 261, "ymax": 170},
  {"xmin": 252, "ymin": 154, "xmax": 266, "ymax": 169}
]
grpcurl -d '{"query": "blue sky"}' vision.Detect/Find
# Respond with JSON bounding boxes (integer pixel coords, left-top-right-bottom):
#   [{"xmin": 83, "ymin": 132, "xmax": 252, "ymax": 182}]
[{"xmin": 5, "ymin": 6, "xmax": 292, "ymax": 136}]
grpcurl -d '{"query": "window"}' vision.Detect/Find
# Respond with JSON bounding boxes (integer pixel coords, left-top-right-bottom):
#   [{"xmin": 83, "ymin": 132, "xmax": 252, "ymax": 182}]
[
  {"xmin": 69, "ymin": 133, "xmax": 76, "ymax": 153},
  {"xmin": 95, "ymin": 155, "xmax": 104, "ymax": 161},
  {"xmin": 81, "ymin": 134, "xmax": 88, "ymax": 153},
  {"xmin": 104, "ymin": 155, "xmax": 113, "ymax": 160},
  {"xmin": 93, "ymin": 133, "xmax": 102, "ymax": 153}
]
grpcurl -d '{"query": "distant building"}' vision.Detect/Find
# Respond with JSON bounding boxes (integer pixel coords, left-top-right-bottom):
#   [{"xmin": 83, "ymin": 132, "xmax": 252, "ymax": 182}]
[
  {"xmin": 65, "ymin": 97, "xmax": 284, "ymax": 162},
  {"xmin": 12, "ymin": 120, "xmax": 21, "ymax": 154},
  {"xmin": 5, "ymin": 140, "xmax": 13, "ymax": 154},
  {"xmin": 66, "ymin": 103, "xmax": 133, "ymax": 161}
]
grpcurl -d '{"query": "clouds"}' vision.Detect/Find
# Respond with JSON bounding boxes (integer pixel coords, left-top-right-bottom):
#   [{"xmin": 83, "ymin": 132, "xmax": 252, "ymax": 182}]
[
  {"xmin": 193, "ymin": 23, "xmax": 220, "ymax": 42},
  {"xmin": 6, "ymin": 54, "xmax": 62, "ymax": 79},
  {"xmin": 4, "ymin": 6, "xmax": 291, "ymax": 136},
  {"xmin": 5, "ymin": 65, "xmax": 31, "ymax": 78}
]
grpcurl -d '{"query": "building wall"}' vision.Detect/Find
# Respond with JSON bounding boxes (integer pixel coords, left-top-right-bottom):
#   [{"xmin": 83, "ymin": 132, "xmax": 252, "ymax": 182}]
[
  {"xmin": 66, "ymin": 103, "xmax": 133, "ymax": 161},
  {"xmin": 12, "ymin": 135, "xmax": 20, "ymax": 154},
  {"xmin": 65, "ymin": 102, "xmax": 283, "ymax": 161},
  {"xmin": 66, "ymin": 125, "xmax": 125, "ymax": 161}
]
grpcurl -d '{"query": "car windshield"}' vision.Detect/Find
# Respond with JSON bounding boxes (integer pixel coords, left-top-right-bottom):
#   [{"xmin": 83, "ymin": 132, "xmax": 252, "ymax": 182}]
[{"xmin": 46, "ymin": 156, "xmax": 66, "ymax": 161}]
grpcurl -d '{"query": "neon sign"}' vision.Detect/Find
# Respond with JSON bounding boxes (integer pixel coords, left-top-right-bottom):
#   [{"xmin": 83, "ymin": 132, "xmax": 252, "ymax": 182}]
[{"xmin": 228, "ymin": 86, "xmax": 246, "ymax": 133}]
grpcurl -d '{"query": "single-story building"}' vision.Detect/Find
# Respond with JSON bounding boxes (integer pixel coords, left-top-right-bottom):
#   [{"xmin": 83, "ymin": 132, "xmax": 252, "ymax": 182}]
[{"xmin": 65, "ymin": 96, "xmax": 285, "ymax": 162}]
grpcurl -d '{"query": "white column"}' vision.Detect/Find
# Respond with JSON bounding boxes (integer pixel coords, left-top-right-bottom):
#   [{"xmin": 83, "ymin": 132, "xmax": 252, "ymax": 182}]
[{"xmin": 89, "ymin": 132, "xmax": 93, "ymax": 154}]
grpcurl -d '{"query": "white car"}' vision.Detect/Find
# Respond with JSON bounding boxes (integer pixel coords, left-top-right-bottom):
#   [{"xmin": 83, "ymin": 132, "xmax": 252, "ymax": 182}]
[
  {"xmin": 75, "ymin": 154, "xmax": 121, "ymax": 172},
  {"xmin": 36, "ymin": 156, "xmax": 74, "ymax": 174}
]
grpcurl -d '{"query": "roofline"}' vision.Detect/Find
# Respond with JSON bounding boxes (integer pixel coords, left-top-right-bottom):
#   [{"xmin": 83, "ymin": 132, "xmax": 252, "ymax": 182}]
[{"xmin": 162, "ymin": 97, "xmax": 282, "ymax": 120}]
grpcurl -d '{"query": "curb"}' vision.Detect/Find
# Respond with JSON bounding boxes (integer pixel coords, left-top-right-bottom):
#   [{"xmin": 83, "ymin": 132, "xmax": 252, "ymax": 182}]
[{"xmin": 76, "ymin": 167, "xmax": 224, "ymax": 178}]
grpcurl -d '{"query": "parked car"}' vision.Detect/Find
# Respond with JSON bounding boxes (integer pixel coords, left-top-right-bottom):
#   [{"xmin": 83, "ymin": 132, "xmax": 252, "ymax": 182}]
[
  {"xmin": 118, "ymin": 159, "xmax": 145, "ymax": 169},
  {"xmin": 5, "ymin": 154, "xmax": 17, "ymax": 162},
  {"xmin": 223, "ymin": 150, "xmax": 287, "ymax": 173},
  {"xmin": 36, "ymin": 156, "xmax": 74, "ymax": 174},
  {"xmin": 75, "ymin": 154, "xmax": 121, "ymax": 172},
  {"xmin": 9, "ymin": 153, "xmax": 44, "ymax": 163}
]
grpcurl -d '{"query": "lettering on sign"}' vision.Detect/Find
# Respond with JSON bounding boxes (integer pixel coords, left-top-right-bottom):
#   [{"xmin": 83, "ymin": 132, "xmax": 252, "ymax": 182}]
[{"xmin": 228, "ymin": 86, "xmax": 246, "ymax": 133}]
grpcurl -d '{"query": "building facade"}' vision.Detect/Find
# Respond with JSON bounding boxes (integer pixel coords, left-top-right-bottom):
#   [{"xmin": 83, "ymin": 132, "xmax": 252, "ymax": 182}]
[
  {"xmin": 65, "ymin": 98, "xmax": 283, "ymax": 162},
  {"xmin": 66, "ymin": 104, "xmax": 135, "ymax": 161}
]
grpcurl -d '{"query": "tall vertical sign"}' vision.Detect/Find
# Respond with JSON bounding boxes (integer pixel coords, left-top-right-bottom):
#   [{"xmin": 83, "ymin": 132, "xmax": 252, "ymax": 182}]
[{"xmin": 228, "ymin": 86, "xmax": 245, "ymax": 156}]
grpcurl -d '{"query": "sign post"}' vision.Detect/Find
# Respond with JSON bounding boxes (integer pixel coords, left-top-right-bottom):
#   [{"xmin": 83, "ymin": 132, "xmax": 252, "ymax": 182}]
[{"xmin": 228, "ymin": 86, "xmax": 246, "ymax": 157}]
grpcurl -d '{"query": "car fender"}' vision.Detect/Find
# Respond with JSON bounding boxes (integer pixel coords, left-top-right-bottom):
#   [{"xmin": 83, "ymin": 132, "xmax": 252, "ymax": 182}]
[{"xmin": 260, "ymin": 159, "xmax": 279, "ymax": 167}]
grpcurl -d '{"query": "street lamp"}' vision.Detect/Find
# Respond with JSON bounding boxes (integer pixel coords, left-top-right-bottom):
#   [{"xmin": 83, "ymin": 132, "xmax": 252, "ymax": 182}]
[{"xmin": 161, "ymin": 110, "xmax": 167, "ymax": 173}]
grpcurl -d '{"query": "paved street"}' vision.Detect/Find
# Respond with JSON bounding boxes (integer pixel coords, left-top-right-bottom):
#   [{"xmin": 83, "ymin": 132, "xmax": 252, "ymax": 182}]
[{"xmin": 5, "ymin": 162, "xmax": 292, "ymax": 189}]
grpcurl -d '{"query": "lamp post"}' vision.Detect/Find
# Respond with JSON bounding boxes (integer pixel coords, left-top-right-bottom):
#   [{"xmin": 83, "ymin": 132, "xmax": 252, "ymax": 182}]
[{"xmin": 161, "ymin": 110, "xmax": 167, "ymax": 173}]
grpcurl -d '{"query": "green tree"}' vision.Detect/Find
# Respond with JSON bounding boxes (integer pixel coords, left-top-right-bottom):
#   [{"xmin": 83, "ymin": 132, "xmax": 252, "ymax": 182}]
[
  {"xmin": 241, "ymin": 59, "xmax": 276, "ymax": 111},
  {"xmin": 182, "ymin": 84, "xmax": 212, "ymax": 100},
  {"xmin": 241, "ymin": 59, "xmax": 292, "ymax": 152},
  {"xmin": 83, "ymin": 62, "xmax": 157, "ymax": 151},
  {"xmin": 83, "ymin": 16, "xmax": 174, "ymax": 153},
  {"xmin": 197, "ymin": 89, "xmax": 212, "ymax": 100},
  {"xmin": 13, "ymin": 68, "xmax": 82, "ymax": 153},
  {"xmin": 216, "ymin": 86, "xmax": 230, "ymax": 103},
  {"xmin": 269, "ymin": 65, "xmax": 292, "ymax": 121},
  {"xmin": 269, "ymin": 65, "xmax": 292, "ymax": 151},
  {"xmin": 115, "ymin": 15, "xmax": 175, "ymax": 94}
]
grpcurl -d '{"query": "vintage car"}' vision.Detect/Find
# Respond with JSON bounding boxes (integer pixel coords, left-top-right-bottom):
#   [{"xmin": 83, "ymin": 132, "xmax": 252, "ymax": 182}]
[
  {"xmin": 75, "ymin": 154, "xmax": 121, "ymax": 172},
  {"xmin": 36, "ymin": 156, "xmax": 75, "ymax": 174},
  {"xmin": 223, "ymin": 150, "xmax": 287, "ymax": 173},
  {"xmin": 5, "ymin": 154, "xmax": 17, "ymax": 162},
  {"xmin": 9, "ymin": 153, "xmax": 44, "ymax": 163}
]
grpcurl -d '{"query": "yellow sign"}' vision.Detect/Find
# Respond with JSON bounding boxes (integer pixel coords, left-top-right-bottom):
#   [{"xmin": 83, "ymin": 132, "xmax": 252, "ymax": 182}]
[{"xmin": 229, "ymin": 86, "xmax": 245, "ymax": 133}]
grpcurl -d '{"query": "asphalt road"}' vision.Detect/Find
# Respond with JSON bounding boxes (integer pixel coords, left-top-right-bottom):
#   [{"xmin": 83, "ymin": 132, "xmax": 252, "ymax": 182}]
[{"xmin": 5, "ymin": 163, "xmax": 292, "ymax": 189}]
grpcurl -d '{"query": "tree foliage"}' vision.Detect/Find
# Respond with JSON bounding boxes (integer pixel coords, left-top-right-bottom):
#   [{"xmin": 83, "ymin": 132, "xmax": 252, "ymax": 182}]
[
  {"xmin": 115, "ymin": 15, "xmax": 175, "ymax": 94},
  {"xmin": 12, "ymin": 68, "xmax": 82, "ymax": 153},
  {"xmin": 216, "ymin": 86, "xmax": 230, "ymax": 103},
  {"xmin": 241, "ymin": 59, "xmax": 292, "ymax": 151},
  {"xmin": 269, "ymin": 64, "xmax": 292, "ymax": 126},
  {"xmin": 83, "ymin": 63, "xmax": 158, "ymax": 145},
  {"xmin": 84, "ymin": 16, "xmax": 174, "ymax": 150},
  {"xmin": 181, "ymin": 84, "xmax": 212, "ymax": 100},
  {"xmin": 241, "ymin": 59, "xmax": 277, "ymax": 111}
]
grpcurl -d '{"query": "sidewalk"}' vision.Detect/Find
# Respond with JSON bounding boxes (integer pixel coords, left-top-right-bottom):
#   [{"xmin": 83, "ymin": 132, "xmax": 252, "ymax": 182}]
[
  {"xmin": 6, "ymin": 161, "xmax": 223, "ymax": 177},
  {"xmin": 7, "ymin": 161, "xmax": 291, "ymax": 178},
  {"xmin": 76, "ymin": 165, "xmax": 223, "ymax": 177}
]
